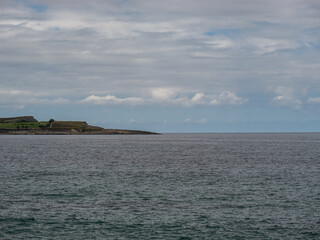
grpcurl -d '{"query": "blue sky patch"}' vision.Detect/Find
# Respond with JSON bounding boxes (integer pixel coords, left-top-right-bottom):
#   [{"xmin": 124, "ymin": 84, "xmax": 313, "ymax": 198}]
[
  {"xmin": 29, "ymin": 4, "xmax": 48, "ymax": 13},
  {"xmin": 47, "ymin": 26, "xmax": 61, "ymax": 31},
  {"xmin": 17, "ymin": 0, "xmax": 48, "ymax": 13},
  {"xmin": 204, "ymin": 29, "xmax": 238, "ymax": 37}
]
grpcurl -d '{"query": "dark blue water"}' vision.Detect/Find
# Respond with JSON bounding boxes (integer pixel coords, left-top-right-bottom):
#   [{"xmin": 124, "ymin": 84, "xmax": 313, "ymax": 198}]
[{"xmin": 0, "ymin": 133, "xmax": 319, "ymax": 239}]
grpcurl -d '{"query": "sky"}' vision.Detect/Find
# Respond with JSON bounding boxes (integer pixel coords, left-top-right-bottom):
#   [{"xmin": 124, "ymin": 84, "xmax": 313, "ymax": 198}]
[{"xmin": 0, "ymin": 0, "xmax": 319, "ymax": 132}]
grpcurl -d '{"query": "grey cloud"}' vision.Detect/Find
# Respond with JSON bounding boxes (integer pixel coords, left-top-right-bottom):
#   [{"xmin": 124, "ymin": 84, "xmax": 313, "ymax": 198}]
[
  {"xmin": 0, "ymin": 0, "xmax": 319, "ymax": 109},
  {"xmin": 307, "ymin": 97, "xmax": 320, "ymax": 104},
  {"xmin": 0, "ymin": 89, "xmax": 70, "ymax": 109}
]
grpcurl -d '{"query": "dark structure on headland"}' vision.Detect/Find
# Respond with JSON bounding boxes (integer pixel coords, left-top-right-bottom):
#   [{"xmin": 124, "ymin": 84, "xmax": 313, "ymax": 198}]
[
  {"xmin": 0, "ymin": 116, "xmax": 37, "ymax": 123},
  {"xmin": 0, "ymin": 116, "xmax": 157, "ymax": 135}
]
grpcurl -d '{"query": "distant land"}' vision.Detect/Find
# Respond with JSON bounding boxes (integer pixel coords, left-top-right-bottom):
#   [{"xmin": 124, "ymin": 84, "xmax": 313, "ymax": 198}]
[{"xmin": 0, "ymin": 116, "xmax": 157, "ymax": 135}]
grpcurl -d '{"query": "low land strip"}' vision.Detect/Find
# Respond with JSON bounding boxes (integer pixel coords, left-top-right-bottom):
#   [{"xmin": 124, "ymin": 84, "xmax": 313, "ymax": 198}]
[{"xmin": 0, "ymin": 116, "xmax": 157, "ymax": 135}]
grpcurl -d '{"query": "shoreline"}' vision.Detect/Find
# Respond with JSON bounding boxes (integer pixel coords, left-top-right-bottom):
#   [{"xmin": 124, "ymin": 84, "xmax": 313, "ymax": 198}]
[{"xmin": 0, "ymin": 129, "xmax": 158, "ymax": 135}]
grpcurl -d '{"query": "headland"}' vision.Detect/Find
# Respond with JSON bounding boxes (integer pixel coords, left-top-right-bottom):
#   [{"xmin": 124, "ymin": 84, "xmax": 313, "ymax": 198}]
[{"xmin": 0, "ymin": 116, "xmax": 157, "ymax": 135}]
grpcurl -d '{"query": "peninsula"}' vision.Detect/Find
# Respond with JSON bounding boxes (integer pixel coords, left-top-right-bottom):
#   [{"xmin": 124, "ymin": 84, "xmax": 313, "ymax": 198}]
[{"xmin": 0, "ymin": 116, "xmax": 157, "ymax": 135}]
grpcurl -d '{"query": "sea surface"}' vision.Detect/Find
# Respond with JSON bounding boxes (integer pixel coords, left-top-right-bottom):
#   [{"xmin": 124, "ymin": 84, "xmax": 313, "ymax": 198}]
[{"xmin": 0, "ymin": 133, "xmax": 319, "ymax": 239}]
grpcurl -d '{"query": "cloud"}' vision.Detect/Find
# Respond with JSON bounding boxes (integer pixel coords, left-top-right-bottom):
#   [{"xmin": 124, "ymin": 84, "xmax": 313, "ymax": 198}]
[
  {"xmin": 191, "ymin": 93, "xmax": 207, "ymax": 105},
  {"xmin": 151, "ymin": 88, "xmax": 178, "ymax": 101},
  {"xmin": 271, "ymin": 86, "xmax": 302, "ymax": 109},
  {"xmin": 80, "ymin": 90, "xmax": 248, "ymax": 107},
  {"xmin": 249, "ymin": 38, "xmax": 299, "ymax": 54},
  {"xmin": 307, "ymin": 97, "xmax": 320, "ymax": 104},
  {"xmin": 205, "ymin": 37, "xmax": 234, "ymax": 49},
  {"xmin": 80, "ymin": 95, "xmax": 144, "ymax": 105},
  {"xmin": 209, "ymin": 91, "xmax": 248, "ymax": 106},
  {"xmin": 0, "ymin": 89, "xmax": 70, "ymax": 107},
  {"xmin": 272, "ymin": 96, "xmax": 302, "ymax": 110},
  {"xmin": 151, "ymin": 89, "xmax": 248, "ymax": 107},
  {"xmin": 0, "ymin": 88, "xmax": 247, "ymax": 108},
  {"xmin": 0, "ymin": 0, "xmax": 319, "ymax": 114}
]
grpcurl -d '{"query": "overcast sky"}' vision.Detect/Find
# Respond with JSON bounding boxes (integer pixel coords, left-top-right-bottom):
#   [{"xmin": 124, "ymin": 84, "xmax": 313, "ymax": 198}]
[{"xmin": 0, "ymin": 0, "xmax": 319, "ymax": 132}]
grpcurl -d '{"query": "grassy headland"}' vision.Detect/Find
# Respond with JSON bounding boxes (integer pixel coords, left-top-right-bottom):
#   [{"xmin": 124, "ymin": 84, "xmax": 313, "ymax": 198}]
[
  {"xmin": 0, "ymin": 121, "xmax": 48, "ymax": 129},
  {"xmin": 0, "ymin": 116, "xmax": 157, "ymax": 135}
]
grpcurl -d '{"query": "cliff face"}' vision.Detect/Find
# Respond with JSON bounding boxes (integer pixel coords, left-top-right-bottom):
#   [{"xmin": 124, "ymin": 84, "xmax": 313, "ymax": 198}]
[{"xmin": 0, "ymin": 116, "xmax": 37, "ymax": 123}]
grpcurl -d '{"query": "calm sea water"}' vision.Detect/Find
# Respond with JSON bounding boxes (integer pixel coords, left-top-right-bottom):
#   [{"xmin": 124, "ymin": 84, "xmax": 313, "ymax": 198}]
[{"xmin": 0, "ymin": 133, "xmax": 319, "ymax": 239}]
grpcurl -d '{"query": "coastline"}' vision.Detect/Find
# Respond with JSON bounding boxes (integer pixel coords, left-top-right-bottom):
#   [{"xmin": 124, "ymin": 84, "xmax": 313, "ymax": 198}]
[
  {"xmin": 0, "ymin": 116, "xmax": 158, "ymax": 135},
  {"xmin": 0, "ymin": 129, "xmax": 158, "ymax": 135}
]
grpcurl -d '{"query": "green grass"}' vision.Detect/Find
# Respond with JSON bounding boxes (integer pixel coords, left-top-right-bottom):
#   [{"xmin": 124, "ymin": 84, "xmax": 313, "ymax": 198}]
[
  {"xmin": 0, "ymin": 122, "xmax": 49, "ymax": 129},
  {"xmin": 50, "ymin": 121, "xmax": 88, "ymax": 129}
]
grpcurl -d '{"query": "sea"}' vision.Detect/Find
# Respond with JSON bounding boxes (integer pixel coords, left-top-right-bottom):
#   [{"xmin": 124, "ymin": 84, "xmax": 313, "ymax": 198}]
[{"xmin": 0, "ymin": 133, "xmax": 319, "ymax": 239}]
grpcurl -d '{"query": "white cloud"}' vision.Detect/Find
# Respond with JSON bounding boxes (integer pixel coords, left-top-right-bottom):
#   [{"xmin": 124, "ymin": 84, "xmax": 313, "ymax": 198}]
[
  {"xmin": 151, "ymin": 88, "xmax": 178, "ymax": 101},
  {"xmin": 249, "ymin": 38, "xmax": 299, "ymax": 54},
  {"xmin": 272, "ymin": 95, "xmax": 302, "ymax": 109},
  {"xmin": 81, "ymin": 95, "xmax": 144, "ymax": 105},
  {"xmin": 80, "ymin": 90, "xmax": 248, "ymax": 107},
  {"xmin": 205, "ymin": 37, "xmax": 234, "ymax": 49},
  {"xmin": 271, "ymin": 86, "xmax": 302, "ymax": 109},
  {"xmin": 191, "ymin": 93, "xmax": 206, "ymax": 105},
  {"xmin": 209, "ymin": 91, "xmax": 248, "ymax": 106}
]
